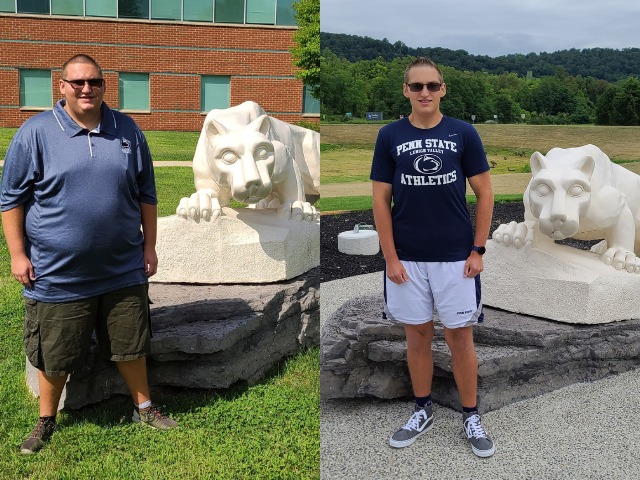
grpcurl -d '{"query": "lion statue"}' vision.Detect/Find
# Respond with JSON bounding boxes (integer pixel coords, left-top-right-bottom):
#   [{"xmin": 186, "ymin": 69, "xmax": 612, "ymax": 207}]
[
  {"xmin": 176, "ymin": 101, "xmax": 320, "ymax": 223},
  {"xmin": 492, "ymin": 144, "xmax": 640, "ymax": 273}
]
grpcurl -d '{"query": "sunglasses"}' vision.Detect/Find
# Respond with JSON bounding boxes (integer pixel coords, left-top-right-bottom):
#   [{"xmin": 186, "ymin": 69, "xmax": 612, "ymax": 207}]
[
  {"xmin": 63, "ymin": 78, "xmax": 104, "ymax": 89},
  {"xmin": 406, "ymin": 82, "xmax": 442, "ymax": 93}
]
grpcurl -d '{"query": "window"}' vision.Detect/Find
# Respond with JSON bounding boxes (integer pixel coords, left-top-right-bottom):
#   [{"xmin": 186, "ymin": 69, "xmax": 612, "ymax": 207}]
[
  {"xmin": 246, "ymin": 0, "xmax": 275, "ymax": 24},
  {"xmin": 303, "ymin": 85, "xmax": 319, "ymax": 114},
  {"xmin": 17, "ymin": 0, "xmax": 49, "ymax": 14},
  {"xmin": 214, "ymin": 0, "xmax": 244, "ymax": 23},
  {"xmin": 52, "ymin": 0, "xmax": 84, "ymax": 15},
  {"xmin": 118, "ymin": 0, "xmax": 149, "ymax": 19},
  {"xmin": 20, "ymin": 70, "xmax": 52, "ymax": 109},
  {"xmin": 85, "ymin": 0, "xmax": 116, "ymax": 17},
  {"xmin": 151, "ymin": 0, "xmax": 181, "ymax": 20},
  {"xmin": 119, "ymin": 73, "xmax": 150, "ymax": 111},
  {"xmin": 276, "ymin": 0, "xmax": 296, "ymax": 25},
  {"xmin": 0, "ymin": 0, "xmax": 15, "ymax": 12},
  {"xmin": 201, "ymin": 76, "xmax": 230, "ymax": 112},
  {"xmin": 184, "ymin": 0, "xmax": 212, "ymax": 22}
]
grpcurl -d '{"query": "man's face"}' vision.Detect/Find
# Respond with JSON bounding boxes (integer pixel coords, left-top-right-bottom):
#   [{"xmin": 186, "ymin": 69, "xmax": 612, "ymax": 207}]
[
  {"xmin": 403, "ymin": 66, "xmax": 446, "ymax": 117},
  {"xmin": 59, "ymin": 63, "xmax": 105, "ymax": 118}
]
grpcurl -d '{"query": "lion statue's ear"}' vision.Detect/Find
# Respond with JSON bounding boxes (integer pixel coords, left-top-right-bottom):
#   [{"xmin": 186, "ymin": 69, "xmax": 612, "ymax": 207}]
[
  {"xmin": 205, "ymin": 118, "xmax": 229, "ymax": 146},
  {"xmin": 575, "ymin": 155, "xmax": 595, "ymax": 180},
  {"xmin": 249, "ymin": 115, "xmax": 272, "ymax": 136},
  {"xmin": 530, "ymin": 151, "xmax": 549, "ymax": 177}
]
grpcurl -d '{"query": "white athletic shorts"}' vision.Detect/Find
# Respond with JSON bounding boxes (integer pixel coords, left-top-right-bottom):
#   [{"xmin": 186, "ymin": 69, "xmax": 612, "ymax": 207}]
[{"xmin": 383, "ymin": 260, "xmax": 484, "ymax": 329}]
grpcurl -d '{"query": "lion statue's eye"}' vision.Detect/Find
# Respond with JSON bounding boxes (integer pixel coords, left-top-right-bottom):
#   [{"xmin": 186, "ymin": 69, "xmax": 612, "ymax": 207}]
[
  {"xmin": 568, "ymin": 184, "xmax": 584, "ymax": 197},
  {"xmin": 221, "ymin": 150, "xmax": 238, "ymax": 165},
  {"xmin": 256, "ymin": 146, "xmax": 269, "ymax": 160},
  {"xmin": 536, "ymin": 184, "xmax": 552, "ymax": 196}
]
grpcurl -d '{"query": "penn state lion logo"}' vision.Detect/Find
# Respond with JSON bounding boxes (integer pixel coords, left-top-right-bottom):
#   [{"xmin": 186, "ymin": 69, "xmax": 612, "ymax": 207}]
[
  {"xmin": 414, "ymin": 154, "xmax": 442, "ymax": 175},
  {"xmin": 493, "ymin": 144, "xmax": 640, "ymax": 273}
]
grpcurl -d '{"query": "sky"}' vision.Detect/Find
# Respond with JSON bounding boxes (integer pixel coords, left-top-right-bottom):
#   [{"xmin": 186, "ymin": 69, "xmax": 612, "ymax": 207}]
[{"xmin": 320, "ymin": 0, "xmax": 640, "ymax": 57}]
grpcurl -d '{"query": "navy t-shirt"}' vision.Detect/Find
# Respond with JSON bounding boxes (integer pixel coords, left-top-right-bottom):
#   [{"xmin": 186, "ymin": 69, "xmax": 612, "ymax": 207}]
[{"xmin": 370, "ymin": 116, "xmax": 489, "ymax": 262}]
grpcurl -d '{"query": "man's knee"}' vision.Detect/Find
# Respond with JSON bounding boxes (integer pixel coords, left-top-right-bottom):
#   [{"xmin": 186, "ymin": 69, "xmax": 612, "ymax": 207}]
[
  {"xmin": 405, "ymin": 322, "xmax": 434, "ymax": 350},
  {"xmin": 444, "ymin": 325, "xmax": 474, "ymax": 352}
]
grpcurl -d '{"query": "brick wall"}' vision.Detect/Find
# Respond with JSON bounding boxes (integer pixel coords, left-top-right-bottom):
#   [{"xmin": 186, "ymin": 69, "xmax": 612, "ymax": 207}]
[{"xmin": 0, "ymin": 15, "xmax": 312, "ymax": 130}]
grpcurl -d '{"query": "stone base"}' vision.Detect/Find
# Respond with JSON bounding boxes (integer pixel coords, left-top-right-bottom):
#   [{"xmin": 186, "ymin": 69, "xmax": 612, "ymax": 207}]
[
  {"xmin": 153, "ymin": 207, "xmax": 319, "ymax": 284},
  {"xmin": 320, "ymin": 294, "xmax": 640, "ymax": 412},
  {"xmin": 26, "ymin": 269, "xmax": 319, "ymax": 410},
  {"xmin": 482, "ymin": 239, "xmax": 640, "ymax": 324}
]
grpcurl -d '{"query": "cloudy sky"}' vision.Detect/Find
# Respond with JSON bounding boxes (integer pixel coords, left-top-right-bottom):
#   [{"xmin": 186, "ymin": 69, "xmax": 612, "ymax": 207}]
[{"xmin": 321, "ymin": 0, "xmax": 640, "ymax": 57}]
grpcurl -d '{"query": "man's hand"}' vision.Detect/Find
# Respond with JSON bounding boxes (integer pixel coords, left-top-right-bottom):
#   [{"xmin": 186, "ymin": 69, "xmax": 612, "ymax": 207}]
[
  {"xmin": 143, "ymin": 247, "xmax": 158, "ymax": 277},
  {"xmin": 12, "ymin": 254, "xmax": 35, "ymax": 287},
  {"xmin": 463, "ymin": 251, "xmax": 483, "ymax": 278},
  {"xmin": 386, "ymin": 258, "xmax": 410, "ymax": 284}
]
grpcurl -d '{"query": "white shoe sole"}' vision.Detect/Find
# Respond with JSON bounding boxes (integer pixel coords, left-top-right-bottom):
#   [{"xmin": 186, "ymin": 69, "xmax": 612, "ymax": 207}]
[
  {"xmin": 472, "ymin": 444, "xmax": 495, "ymax": 457},
  {"xmin": 389, "ymin": 421, "xmax": 434, "ymax": 448}
]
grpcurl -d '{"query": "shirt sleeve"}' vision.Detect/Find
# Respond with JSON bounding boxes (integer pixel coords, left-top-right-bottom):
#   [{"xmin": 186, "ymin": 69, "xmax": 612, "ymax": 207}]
[
  {"xmin": 461, "ymin": 126, "xmax": 490, "ymax": 178},
  {"xmin": 135, "ymin": 128, "xmax": 158, "ymax": 205},
  {"xmin": 0, "ymin": 128, "xmax": 38, "ymax": 211},
  {"xmin": 370, "ymin": 128, "xmax": 395, "ymax": 184}
]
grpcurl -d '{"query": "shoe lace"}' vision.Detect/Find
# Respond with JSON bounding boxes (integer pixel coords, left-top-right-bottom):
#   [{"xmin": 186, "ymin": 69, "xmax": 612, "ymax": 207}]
[
  {"xmin": 30, "ymin": 418, "xmax": 55, "ymax": 438},
  {"xmin": 464, "ymin": 414, "xmax": 487, "ymax": 439},
  {"xmin": 147, "ymin": 404, "xmax": 166, "ymax": 420},
  {"xmin": 402, "ymin": 409, "xmax": 427, "ymax": 431}
]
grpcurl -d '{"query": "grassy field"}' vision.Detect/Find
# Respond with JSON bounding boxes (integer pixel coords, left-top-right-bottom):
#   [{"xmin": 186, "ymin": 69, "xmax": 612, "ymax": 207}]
[{"xmin": 0, "ymin": 167, "xmax": 320, "ymax": 478}]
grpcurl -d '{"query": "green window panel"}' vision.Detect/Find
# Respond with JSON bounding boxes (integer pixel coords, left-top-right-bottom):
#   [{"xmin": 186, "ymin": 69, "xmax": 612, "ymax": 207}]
[
  {"xmin": 246, "ymin": 0, "xmax": 275, "ymax": 24},
  {"xmin": 0, "ymin": 0, "xmax": 15, "ymax": 13},
  {"xmin": 214, "ymin": 0, "xmax": 244, "ymax": 23},
  {"xmin": 17, "ymin": 0, "xmax": 49, "ymax": 14},
  {"xmin": 20, "ymin": 70, "xmax": 52, "ymax": 108},
  {"xmin": 86, "ymin": 0, "xmax": 116, "ymax": 17},
  {"xmin": 201, "ymin": 76, "xmax": 230, "ymax": 112},
  {"xmin": 303, "ymin": 85, "xmax": 319, "ymax": 114},
  {"xmin": 152, "ymin": 0, "xmax": 181, "ymax": 20},
  {"xmin": 184, "ymin": 0, "xmax": 212, "ymax": 21},
  {"xmin": 119, "ymin": 73, "xmax": 150, "ymax": 111},
  {"xmin": 52, "ymin": 0, "xmax": 84, "ymax": 15},
  {"xmin": 119, "ymin": 0, "xmax": 149, "ymax": 18},
  {"xmin": 276, "ymin": 0, "xmax": 296, "ymax": 25}
]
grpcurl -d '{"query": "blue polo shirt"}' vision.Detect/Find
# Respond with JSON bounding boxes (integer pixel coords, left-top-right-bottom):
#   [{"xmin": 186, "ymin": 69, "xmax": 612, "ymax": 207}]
[
  {"xmin": 370, "ymin": 116, "xmax": 489, "ymax": 262},
  {"xmin": 1, "ymin": 100, "xmax": 157, "ymax": 302}
]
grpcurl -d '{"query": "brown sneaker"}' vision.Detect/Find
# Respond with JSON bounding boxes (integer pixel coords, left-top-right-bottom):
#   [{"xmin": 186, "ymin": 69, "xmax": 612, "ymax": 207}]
[
  {"xmin": 132, "ymin": 404, "xmax": 179, "ymax": 430},
  {"xmin": 20, "ymin": 418, "xmax": 58, "ymax": 454}
]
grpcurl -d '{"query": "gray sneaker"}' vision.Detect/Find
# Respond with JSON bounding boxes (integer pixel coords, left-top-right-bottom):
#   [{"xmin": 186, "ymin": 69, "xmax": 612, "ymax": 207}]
[
  {"xmin": 132, "ymin": 404, "xmax": 179, "ymax": 430},
  {"xmin": 389, "ymin": 403, "xmax": 434, "ymax": 448},
  {"xmin": 462, "ymin": 412, "xmax": 495, "ymax": 457}
]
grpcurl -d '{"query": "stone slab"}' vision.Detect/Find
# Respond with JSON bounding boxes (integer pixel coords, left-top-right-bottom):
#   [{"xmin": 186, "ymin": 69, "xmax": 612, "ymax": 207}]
[
  {"xmin": 320, "ymin": 294, "xmax": 640, "ymax": 412},
  {"xmin": 153, "ymin": 207, "xmax": 319, "ymax": 284},
  {"xmin": 482, "ymin": 239, "xmax": 640, "ymax": 324},
  {"xmin": 26, "ymin": 269, "xmax": 319, "ymax": 410}
]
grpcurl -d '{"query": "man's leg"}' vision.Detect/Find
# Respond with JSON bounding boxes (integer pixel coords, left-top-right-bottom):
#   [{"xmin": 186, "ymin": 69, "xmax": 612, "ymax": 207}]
[
  {"xmin": 38, "ymin": 370, "xmax": 68, "ymax": 416},
  {"xmin": 404, "ymin": 321, "xmax": 435, "ymax": 397},
  {"xmin": 115, "ymin": 357, "xmax": 150, "ymax": 405},
  {"xmin": 443, "ymin": 325, "xmax": 477, "ymax": 408}
]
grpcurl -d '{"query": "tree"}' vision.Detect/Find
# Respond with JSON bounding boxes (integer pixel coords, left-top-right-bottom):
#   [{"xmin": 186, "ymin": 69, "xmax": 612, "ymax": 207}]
[{"xmin": 291, "ymin": 0, "xmax": 320, "ymax": 94}]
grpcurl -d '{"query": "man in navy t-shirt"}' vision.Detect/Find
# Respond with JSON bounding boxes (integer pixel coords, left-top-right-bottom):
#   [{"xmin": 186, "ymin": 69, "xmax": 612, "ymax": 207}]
[{"xmin": 370, "ymin": 57, "xmax": 495, "ymax": 457}]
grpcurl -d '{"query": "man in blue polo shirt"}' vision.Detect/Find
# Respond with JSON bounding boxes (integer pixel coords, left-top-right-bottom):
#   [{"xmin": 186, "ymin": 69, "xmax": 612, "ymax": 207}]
[
  {"xmin": 1, "ymin": 54, "xmax": 178, "ymax": 455},
  {"xmin": 371, "ymin": 57, "xmax": 495, "ymax": 457}
]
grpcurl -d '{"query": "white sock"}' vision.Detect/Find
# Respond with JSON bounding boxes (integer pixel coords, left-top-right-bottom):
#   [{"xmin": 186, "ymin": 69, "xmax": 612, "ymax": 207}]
[{"xmin": 136, "ymin": 400, "xmax": 152, "ymax": 410}]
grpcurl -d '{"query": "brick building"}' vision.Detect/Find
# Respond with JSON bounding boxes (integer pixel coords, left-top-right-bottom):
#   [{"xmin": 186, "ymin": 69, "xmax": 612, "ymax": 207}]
[{"xmin": 0, "ymin": 0, "xmax": 319, "ymax": 131}]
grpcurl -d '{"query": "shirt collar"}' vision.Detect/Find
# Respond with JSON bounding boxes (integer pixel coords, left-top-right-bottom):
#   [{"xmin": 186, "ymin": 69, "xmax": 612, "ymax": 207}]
[{"xmin": 53, "ymin": 99, "xmax": 117, "ymax": 137}]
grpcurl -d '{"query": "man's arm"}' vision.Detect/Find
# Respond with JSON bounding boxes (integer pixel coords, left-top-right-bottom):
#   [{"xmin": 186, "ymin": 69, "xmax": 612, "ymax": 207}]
[
  {"xmin": 372, "ymin": 180, "xmax": 409, "ymax": 284},
  {"xmin": 139, "ymin": 202, "xmax": 158, "ymax": 277},
  {"xmin": 464, "ymin": 171, "xmax": 494, "ymax": 278},
  {"xmin": 1, "ymin": 205, "xmax": 34, "ymax": 287}
]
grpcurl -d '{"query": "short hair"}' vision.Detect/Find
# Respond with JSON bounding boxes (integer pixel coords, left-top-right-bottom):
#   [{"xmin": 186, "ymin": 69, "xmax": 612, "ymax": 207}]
[
  {"xmin": 404, "ymin": 57, "xmax": 443, "ymax": 84},
  {"xmin": 62, "ymin": 54, "xmax": 103, "ymax": 79}
]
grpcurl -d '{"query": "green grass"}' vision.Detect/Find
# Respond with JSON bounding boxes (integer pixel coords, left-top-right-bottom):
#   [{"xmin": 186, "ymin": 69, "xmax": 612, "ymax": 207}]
[
  {"xmin": 318, "ymin": 194, "xmax": 524, "ymax": 212},
  {"xmin": 0, "ymin": 128, "xmax": 18, "ymax": 161},
  {"xmin": 0, "ymin": 175, "xmax": 319, "ymax": 478}
]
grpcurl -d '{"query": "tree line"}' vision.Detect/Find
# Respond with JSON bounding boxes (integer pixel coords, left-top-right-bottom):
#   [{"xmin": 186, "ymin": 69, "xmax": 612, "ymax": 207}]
[
  {"xmin": 319, "ymin": 49, "xmax": 640, "ymax": 126},
  {"xmin": 321, "ymin": 32, "xmax": 640, "ymax": 83}
]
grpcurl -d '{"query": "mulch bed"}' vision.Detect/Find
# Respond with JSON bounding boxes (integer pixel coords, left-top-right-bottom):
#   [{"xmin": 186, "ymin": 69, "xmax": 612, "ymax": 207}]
[{"xmin": 320, "ymin": 202, "xmax": 599, "ymax": 283}]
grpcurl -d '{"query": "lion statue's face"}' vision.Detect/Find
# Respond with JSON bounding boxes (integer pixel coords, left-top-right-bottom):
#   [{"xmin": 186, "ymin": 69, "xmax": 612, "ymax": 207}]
[
  {"xmin": 528, "ymin": 151, "xmax": 594, "ymax": 240},
  {"xmin": 204, "ymin": 115, "xmax": 290, "ymax": 204}
]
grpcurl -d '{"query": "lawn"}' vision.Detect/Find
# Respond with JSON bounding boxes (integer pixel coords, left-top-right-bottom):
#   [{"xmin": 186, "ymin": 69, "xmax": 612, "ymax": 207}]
[{"xmin": 0, "ymin": 164, "xmax": 320, "ymax": 479}]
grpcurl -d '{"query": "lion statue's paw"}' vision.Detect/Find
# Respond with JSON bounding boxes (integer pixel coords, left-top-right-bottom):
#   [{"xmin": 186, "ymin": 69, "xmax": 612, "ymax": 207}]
[
  {"xmin": 590, "ymin": 240, "xmax": 608, "ymax": 255},
  {"xmin": 492, "ymin": 221, "xmax": 534, "ymax": 250},
  {"xmin": 277, "ymin": 200, "xmax": 319, "ymax": 223},
  {"xmin": 176, "ymin": 190, "xmax": 222, "ymax": 221},
  {"xmin": 599, "ymin": 247, "xmax": 640, "ymax": 273}
]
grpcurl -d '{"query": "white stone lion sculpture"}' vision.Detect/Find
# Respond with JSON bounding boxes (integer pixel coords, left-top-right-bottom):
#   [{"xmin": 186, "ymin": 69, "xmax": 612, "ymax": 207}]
[
  {"xmin": 492, "ymin": 144, "xmax": 640, "ymax": 273},
  {"xmin": 176, "ymin": 101, "xmax": 320, "ymax": 222}
]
